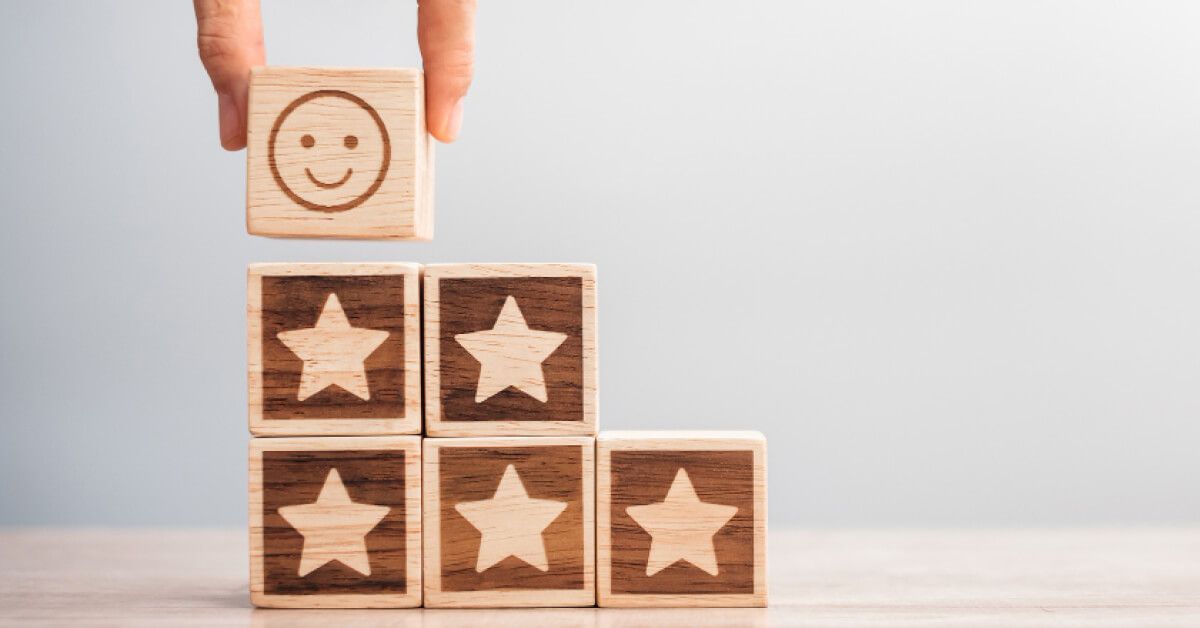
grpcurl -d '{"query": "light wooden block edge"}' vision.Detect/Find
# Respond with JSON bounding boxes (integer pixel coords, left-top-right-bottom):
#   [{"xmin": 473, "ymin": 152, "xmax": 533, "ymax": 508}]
[
  {"xmin": 422, "ymin": 263, "xmax": 598, "ymax": 437},
  {"xmin": 422, "ymin": 436, "xmax": 597, "ymax": 608},
  {"xmin": 247, "ymin": 263, "xmax": 423, "ymax": 436},
  {"xmin": 245, "ymin": 66, "xmax": 433, "ymax": 241},
  {"xmin": 596, "ymin": 431, "xmax": 768, "ymax": 608},
  {"xmin": 414, "ymin": 78, "xmax": 434, "ymax": 241},
  {"xmin": 248, "ymin": 435, "xmax": 423, "ymax": 608}
]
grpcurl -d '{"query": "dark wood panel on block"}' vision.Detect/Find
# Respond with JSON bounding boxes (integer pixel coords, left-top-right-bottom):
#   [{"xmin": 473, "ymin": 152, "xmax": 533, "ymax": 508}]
[
  {"xmin": 424, "ymin": 264, "xmax": 597, "ymax": 437},
  {"xmin": 598, "ymin": 431, "xmax": 767, "ymax": 607},
  {"xmin": 249, "ymin": 436, "xmax": 422, "ymax": 608},
  {"xmin": 248, "ymin": 263, "xmax": 421, "ymax": 436},
  {"xmin": 423, "ymin": 437, "xmax": 595, "ymax": 607}
]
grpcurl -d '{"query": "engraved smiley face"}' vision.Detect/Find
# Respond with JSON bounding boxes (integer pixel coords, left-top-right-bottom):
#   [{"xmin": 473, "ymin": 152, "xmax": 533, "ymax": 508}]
[{"xmin": 268, "ymin": 90, "xmax": 391, "ymax": 213}]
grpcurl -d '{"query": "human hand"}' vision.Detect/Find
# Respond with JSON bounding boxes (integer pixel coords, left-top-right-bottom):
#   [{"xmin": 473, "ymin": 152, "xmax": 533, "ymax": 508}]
[{"xmin": 194, "ymin": 0, "xmax": 476, "ymax": 150}]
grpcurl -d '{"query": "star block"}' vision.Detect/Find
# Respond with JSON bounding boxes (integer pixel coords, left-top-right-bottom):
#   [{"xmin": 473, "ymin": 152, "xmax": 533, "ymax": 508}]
[
  {"xmin": 597, "ymin": 431, "xmax": 767, "ymax": 607},
  {"xmin": 250, "ymin": 436, "xmax": 422, "ymax": 608},
  {"xmin": 246, "ymin": 67, "xmax": 434, "ymax": 240},
  {"xmin": 248, "ymin": 263, "xmax": 422, "ymax": 436},
  {"xmin": 423, "ymin": 437, "xmax": 595, "ymax": 607},
  {"xmin": 423, "ymin": 263, "xmax": 598, "ymax": 437}
]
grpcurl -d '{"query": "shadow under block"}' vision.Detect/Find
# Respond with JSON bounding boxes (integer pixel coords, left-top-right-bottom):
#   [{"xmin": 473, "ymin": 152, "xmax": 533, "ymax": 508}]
[
  {"xmin": 249, "ymin": 436, "xmax": 422, "ymax": 608},
  {"xmin": 423, "ymin": 263, "xmax": 598, "ymax": 437},
  {"xmin": 422, "ymin": 437, "xmax": 596, "ymax": 607},
  {"xmin": 248, "ymin": 263, "xmax": 422, "ymax": 436},
  {"xmin": 597, "ymin": 431, "xmax": 767, "ymax": 607},
  {"xmin": 246, "ymin": 66, "xmax": 433, "ymax": 240}
]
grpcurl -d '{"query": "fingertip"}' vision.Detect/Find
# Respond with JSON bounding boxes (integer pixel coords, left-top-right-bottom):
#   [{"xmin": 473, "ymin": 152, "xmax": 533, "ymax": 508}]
[
  {"xmin": 430, "ymin": 97, "xmax": 464, "ymax": 143},
  {"xmin": 217, "ymin": 91, "xmax": 246, "ymax": 151},
  {"xmin": 220, "ymin": 135, "xmax": 246, "ymax": 151},
  {"xmin": 417, "ymin": 0, "xmax": 475, "ymax": 143}
]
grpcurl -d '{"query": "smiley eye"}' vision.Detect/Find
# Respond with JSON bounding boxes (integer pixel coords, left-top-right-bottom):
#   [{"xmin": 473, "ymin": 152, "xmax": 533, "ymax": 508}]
[
  {"xmin": 300, "ymin": 134, "xmax": 315, "ymax": 148},
  {"xmin": 344, "ymin": 135, "xmax": 358, "ymax": 149}
]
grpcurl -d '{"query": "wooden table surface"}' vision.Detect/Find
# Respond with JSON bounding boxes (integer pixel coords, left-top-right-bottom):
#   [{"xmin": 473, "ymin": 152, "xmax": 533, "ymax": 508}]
[{"xmin": 0, "ymin": 528, "xmax": 1197, "ymax": 626}]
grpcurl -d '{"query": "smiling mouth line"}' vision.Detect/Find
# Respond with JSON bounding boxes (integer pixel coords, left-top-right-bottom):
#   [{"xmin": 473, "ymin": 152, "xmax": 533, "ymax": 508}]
[{"xmin": 305, "ymin": 167, "xmax": 353, "ymax": 189}]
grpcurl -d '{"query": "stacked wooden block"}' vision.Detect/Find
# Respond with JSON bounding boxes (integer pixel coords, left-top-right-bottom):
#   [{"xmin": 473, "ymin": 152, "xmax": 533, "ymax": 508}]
[{"xmin": 244, "ymin": 67, "xmax": 767, "ymax": 609}]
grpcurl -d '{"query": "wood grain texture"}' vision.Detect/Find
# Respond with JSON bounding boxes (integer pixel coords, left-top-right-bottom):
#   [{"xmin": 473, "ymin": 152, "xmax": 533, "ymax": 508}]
[
  {"xmin": 423, "ymin": 437, "xmax": 596, "ymax": 607},
  {"xmin": 246, "ymin": 67, "xmax": 433, "ymax": 240},
  {"xmin": 248, "ymin": 263, "xmax": 421, "ymax": 436},
  {"xmin": 3, "ymin": 528, "xmax": 1200, "ymax": 625},
  {"xmin": 423, "ymin": 264, "xmax": 598, "ymax": 437},
  {"xmin": 249, "ymin": 436, "xmax": 422, "ymax": 608},
  {"xmin": 597, "ymin": 431, "xmax": 767, "ymax": 607}
]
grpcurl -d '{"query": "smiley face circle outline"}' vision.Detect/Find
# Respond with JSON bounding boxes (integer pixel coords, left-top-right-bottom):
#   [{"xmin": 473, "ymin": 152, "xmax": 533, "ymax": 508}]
[{"xmin": 268, "ymin": 90, "xmax": 391, "ymax": 213}]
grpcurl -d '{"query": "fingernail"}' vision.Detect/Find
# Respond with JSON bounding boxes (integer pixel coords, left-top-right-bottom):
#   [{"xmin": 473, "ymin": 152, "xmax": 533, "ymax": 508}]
[
  {"xmin": 218, "ymin": 92, "xmax": 239, "ymax": 147},
  {"xmin": 443, "ymin": 98, "xmax": 464, "ymax": 141}
]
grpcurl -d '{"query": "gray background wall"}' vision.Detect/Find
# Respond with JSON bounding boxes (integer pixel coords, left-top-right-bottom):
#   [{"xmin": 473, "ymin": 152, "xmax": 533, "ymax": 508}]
[{"xmin": 1, "ymin": 0, "xmax": 1197, "ymax": 526}]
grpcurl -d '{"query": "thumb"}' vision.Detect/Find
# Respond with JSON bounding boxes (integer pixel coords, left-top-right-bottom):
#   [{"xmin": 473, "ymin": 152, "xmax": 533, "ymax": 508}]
[
  {"xmin": 194, "ymin": 0, "xmax": 265, "ymax": 150},
  {"xmin": 418, "ymin": 0, "xmax": 477, "ymax": 143}
]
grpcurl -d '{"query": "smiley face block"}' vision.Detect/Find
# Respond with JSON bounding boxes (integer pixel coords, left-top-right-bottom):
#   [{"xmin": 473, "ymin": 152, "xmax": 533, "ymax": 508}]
[
  {"xmin": 423, "ymin": 263, "xmax": 598, "ymax": 437},
  {"xmin": 598, "ymin": 431, "xmax": 767, "ymax": 607},
  {"xmin": 250, "ymin": 436, "xmax": 422, "ymax": 608},
  {"xmin": 423, "ymin": 437, "xmax": 595, "ymax": 607},
  {"xmin": 248, "ymin": 263, "xmax": 422, "ymax": 436},
  {"xmin": 246, "ymin": 67, "xmax": 433, "ymax": 240}
]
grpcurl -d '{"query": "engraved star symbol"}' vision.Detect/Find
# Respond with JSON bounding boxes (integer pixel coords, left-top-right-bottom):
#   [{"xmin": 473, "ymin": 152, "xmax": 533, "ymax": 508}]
[
  {"xmin": 454, "ymin": 464, "xmax": 569, "ymax": 572},
  {"xmin": 625, "ymin": 468, "xmax": 739, "ymax": 576},
  {"xmin": 277, "ymin": 292, "xmax": 390, "ymax": 401},
  {"xmin": 277, "ymin": 468, "xmax": 391, "ymax": 577},
  {"xmin": 454, "ymin": 295, "xmax": 568, "ymax": 403}
]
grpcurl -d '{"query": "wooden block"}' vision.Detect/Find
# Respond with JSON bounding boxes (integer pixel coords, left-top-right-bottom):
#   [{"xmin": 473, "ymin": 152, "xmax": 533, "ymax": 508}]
[
  {"xmin": 422, "ymin": 436, "xmax": 596, "ymax": 607},
  {"xmin": 423, "ymin": 263, "xmax": 598, "ymax": 437},
  {"xmin": 597, "ymin": 431, "xmax": 767, "ymax": 607},
  {"xmin": 246, "ymin": 67, "xmax": 433, "ymax": 240},
  {"xmin": 249, "ymin": 436, "xmax": 422, "ymax": 608},
  {"xmin": 248, "ymin": 263, "xmax": 421, "ymax": 436}
]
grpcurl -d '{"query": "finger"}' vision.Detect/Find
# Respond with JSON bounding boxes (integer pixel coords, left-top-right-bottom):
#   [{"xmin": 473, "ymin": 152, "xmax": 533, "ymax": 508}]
[
  {"xmin": 417, "ymin": 0, "xmax": 476, "ymax": 142},
  {"xmin": 194, "ymin": 0, "xmax": 265, "ymax": 150}
]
